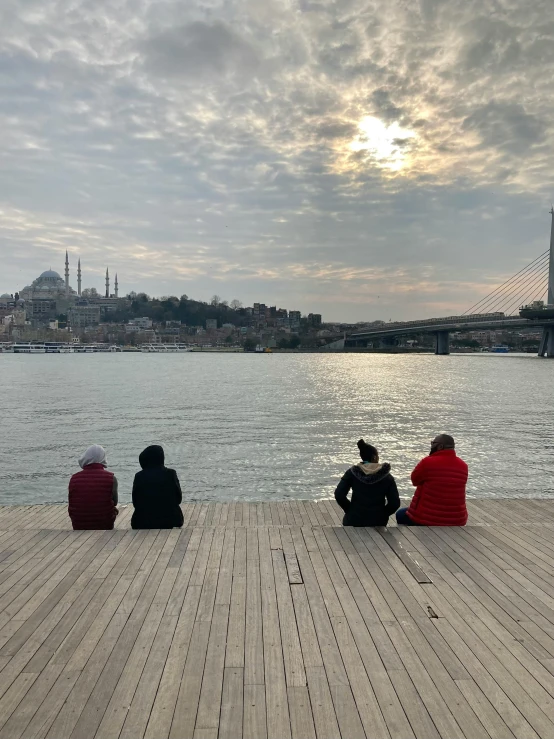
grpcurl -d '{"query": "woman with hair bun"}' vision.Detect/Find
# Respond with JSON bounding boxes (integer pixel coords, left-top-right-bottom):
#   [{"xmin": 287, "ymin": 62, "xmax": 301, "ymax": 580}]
[{"xmin": 334, "ymin": 439, "xmax": 400, "ymax": 527}]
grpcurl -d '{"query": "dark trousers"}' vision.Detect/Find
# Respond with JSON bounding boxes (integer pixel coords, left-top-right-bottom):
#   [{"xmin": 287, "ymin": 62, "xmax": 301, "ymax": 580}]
[{"xmin": 395, "ymin": 507, "xmax": 422, "ymax": 526}]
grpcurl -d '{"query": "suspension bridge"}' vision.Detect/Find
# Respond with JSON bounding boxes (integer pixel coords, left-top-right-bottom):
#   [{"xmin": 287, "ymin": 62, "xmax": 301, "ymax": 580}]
[{"xmin": 343, "ymin": 209, "xmax": 554, "ymax": 356}]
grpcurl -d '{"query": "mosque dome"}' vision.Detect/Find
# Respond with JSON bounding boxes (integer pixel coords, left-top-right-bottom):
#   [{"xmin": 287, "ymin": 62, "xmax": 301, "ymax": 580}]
[
  {"xmin": 0, "ymin": 293, "xmax": 12, "ymax": 299},
  {"xmin": 38, "ymin": 270, "xmax": 62, "ymax": 280}
]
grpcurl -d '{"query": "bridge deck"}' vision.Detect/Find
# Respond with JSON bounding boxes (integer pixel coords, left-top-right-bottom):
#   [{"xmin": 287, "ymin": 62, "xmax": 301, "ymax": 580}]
[{"xmin": 0, "ymin": 500, "xmax": 553, "ymax": 739}]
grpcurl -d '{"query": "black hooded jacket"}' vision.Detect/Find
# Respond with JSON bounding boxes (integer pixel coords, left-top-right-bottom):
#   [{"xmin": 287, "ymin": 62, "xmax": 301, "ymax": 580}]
[
  {"xmin": 334, "ymin": 462, "xmax": 400, "ymax": 526},
  {"xmin": 131, "ymin": 445, "xmax": 184, "ymax": 529}
]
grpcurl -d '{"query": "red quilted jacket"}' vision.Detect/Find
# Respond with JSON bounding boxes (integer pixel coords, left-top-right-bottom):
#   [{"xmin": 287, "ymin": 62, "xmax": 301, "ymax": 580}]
[
  {"xmin": 68, "ymin": 464, "xmax": 117, "ymax": 530},
  {"xmin": 407, "ymin": 449, "xmax": 468, "ymax": 526}
]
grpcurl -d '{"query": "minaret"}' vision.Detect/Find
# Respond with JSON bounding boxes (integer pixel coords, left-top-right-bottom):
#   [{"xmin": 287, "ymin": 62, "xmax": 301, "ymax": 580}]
[
  {"xmin": 77, "ymin": 259, "xmax": 82, "ymax": 297},
  {"xmin": 65, "ymin": 251, "xmax": 70, "ymax": 297},
  {"xmin": 105, "ymin": 268, "xmax": 110, "ymax": 299},
  {"xmin": 114, "ymin": 273, "xmax": 118, "ymax": 298}
]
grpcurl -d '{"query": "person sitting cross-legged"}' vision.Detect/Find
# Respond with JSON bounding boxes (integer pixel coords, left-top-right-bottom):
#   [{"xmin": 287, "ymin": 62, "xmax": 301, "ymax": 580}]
[
  {"xmin": 68, "ymin": 445, "xmax": 118, "ymax": 530},
  {"xmin": 334, "ymin": 439, "xmax": 400, "ymax": 527},
  {"xmin": 131, "ymin": 445, "xmax": 184, "ymax": 529},
  {"xmin": 396, "ymin": 434, "xmax": 468, "ymax": 526}
]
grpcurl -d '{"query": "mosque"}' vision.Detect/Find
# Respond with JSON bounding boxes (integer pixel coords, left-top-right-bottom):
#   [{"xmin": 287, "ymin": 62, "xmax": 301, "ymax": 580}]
[{"xmin": 17, "ymin": 252, "xmax": 120, "ymax": 326}]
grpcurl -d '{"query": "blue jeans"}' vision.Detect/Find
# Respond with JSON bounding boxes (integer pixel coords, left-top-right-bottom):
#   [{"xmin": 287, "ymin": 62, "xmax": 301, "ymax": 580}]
[{"xmin": 395, "ymin": 507, "xmax": 421, "ymax": 526}]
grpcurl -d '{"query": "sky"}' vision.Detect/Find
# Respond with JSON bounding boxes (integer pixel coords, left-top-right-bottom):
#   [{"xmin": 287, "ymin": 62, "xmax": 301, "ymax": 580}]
[{"xmin": 1, "ymin": 0, "xmax": 554, "ymax": 322}]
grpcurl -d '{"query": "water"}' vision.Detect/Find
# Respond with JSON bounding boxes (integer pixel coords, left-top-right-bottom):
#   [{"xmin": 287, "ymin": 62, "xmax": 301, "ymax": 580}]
[{"xmin": 1, "ymin": 352, "xmax": 553, "ymax": 505}]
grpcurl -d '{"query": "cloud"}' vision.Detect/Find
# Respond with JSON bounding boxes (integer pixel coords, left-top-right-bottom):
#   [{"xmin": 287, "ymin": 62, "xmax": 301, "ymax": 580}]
[
  {"xmin": 140, "ymin": 20, "xmax": 260, "ymax": 79},
  {"xmin": 462, "ymin": 101, "xmax": 547, "ymax": 155},
  {"xmin": 1, "ymin": 0, "xmax": 554, "ymax": 321}
]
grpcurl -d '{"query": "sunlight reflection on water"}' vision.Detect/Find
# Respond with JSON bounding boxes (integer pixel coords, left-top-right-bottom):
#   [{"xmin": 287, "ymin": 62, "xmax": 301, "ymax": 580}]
[{"xmin": 1, "ymin": 353, "xmax": 553, "ymax": 504}]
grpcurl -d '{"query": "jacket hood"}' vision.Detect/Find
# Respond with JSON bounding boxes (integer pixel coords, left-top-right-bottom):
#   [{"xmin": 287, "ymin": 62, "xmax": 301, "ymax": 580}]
[
  {"xmin": 351, "ymin": 461, "xmax": 391, "ymax": 484},
  {"xmin": 139, "ymin": 445, "xmax": 165, "ymax": 469}
]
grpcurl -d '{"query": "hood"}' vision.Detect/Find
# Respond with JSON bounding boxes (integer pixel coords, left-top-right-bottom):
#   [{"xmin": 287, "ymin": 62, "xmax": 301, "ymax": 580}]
[
  {"xmin": 351, "ymin": 461, "xmax": 391, "ymax": 484},
  {"xmin": 78, "ymin": 444, "xmax": 107, "ymax": 469},
  {"xmin": 139, "ymin": 445, "xmax": 165, "ymax": 469}
]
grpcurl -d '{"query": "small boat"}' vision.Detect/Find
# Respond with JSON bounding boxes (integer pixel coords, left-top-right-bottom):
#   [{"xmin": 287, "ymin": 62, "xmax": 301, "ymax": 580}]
[
  {"xmin": 490, "ymin": 345, "xmax": 510, "ymax": 353},
  {"xmin": 109, "ymin": 345, "xmax": 123, "ymax": 352}
]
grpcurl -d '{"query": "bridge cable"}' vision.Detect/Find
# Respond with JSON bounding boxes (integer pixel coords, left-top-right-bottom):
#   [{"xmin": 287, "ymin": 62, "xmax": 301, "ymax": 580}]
[
  {"xmin": 471, "ymin": 254, "xmax": 549, "ymax": 315},
  {"xmin": 463, "ymin": 249, "xmax": 549, "ymax": 315},
  {"xmin": 465, "ymin": 256, "xmax": 549, "ymax": 315},
  {"xmin": 503, "ymin": 275, "xmax": 549, "ymax": 316},
  {"xmin": 479, "ymin": 259, "xmax": 550, "ymax": 314},
  {"xmin": 463, "ymin": 250, "xmax": 548, "ymax": 315}
]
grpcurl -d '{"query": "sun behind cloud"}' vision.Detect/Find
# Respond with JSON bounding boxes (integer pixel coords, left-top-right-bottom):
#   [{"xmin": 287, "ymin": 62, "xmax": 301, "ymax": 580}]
[{"xmin": 350, "ymin": 116, "xmax": 416, "ymax": 172}]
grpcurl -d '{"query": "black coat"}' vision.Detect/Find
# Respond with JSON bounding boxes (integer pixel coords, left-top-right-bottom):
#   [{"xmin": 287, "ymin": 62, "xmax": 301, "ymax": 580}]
[
  {"xmin": 131, "ymin": 446, "xmax": 184, "ymax": 529},
  {"xmin": 334, "ymin": 462, "xmax": 400, "ymax": 526}
]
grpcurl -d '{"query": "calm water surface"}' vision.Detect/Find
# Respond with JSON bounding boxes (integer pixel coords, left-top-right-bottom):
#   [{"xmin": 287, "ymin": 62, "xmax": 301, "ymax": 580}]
[{"xmin": 1, "ymin": 353, "xmax": 553, "ymax": 505}]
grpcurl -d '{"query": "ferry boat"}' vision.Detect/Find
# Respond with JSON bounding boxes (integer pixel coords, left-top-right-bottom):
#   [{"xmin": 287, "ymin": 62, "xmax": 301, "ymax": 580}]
[
  {"xmin": 140, "ymin": 343, "xmax": 192, "ymax": 353},
  {"xmin": 490, "ymin": 345, "xmax": 510, "ymax": 353},
  {"xmin": 44, "ymin": 342, "xmax": 73, "ymax": 353},
  {"xmin": 12, "ymin": 343, "xmax": 46, "ymax": 353}
]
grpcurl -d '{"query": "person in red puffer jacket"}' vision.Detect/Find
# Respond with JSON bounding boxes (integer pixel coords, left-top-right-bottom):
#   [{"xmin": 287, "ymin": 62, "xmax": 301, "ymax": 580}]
[
  {"xmin": 68, "ymin": 445, "xmax": 119, "ymax": 530},
  {"xmin": 396, "ymin": 434, "xmax": 468, "ymax": 526}
]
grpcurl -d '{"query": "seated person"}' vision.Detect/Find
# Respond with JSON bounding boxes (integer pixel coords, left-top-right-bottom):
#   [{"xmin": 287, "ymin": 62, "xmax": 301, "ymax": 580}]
[
  {"xmin": 396, "ymin": 434, "xmax": 468, "ymax": 526},
  {"xmin": 68, "ymin": 445, "xmax": 118, "ymax": 530},
  {"xmin": 334, "ymin": 439, "xmax": 400, "ymax": 526},
  {"xmin": 131, "ymin": 445, "xmax": 184, "ymax": 529}
]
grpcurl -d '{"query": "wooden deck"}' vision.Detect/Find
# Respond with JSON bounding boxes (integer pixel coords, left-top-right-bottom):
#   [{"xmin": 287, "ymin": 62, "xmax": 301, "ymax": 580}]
[{"xmin": 0, "ymin": 500, "xmax": 553, "ymax": 739}]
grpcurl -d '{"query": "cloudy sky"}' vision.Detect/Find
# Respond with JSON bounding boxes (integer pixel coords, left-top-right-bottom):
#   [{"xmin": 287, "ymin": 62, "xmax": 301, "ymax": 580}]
[{"xmin": 1, "ymin": 0, "xmax": 554, "ymax": 321}]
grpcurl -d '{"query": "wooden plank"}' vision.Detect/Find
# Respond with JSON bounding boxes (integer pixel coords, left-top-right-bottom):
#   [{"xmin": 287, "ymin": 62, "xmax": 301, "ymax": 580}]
[
  {"xmin": 244, "ymin": 683, "xmax": 267, "ymax": 739},
  {"xmin": 272, "ymin": 550, "xmax": 306, "ymax": 687},
  {"xmin": 245, "ymin": 529, "xmax": 264, "ymax": 687},
  {"xmin": 258, "ymin": 527, "xmax": 291, "ymax": 739},
  {"xmin": 288, "ymin": 686, "xmax": 316, "ymax": 739},
  {"xmin": 218, "ymin": 667, "xmax": 244, "ymax": 739}
]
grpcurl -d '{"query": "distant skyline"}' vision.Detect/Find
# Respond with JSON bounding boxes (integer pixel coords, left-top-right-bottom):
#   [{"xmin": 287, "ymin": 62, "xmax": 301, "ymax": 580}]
[{"xmin": 1, "ymin": 0, "xmax": 554, "ymax": 321}]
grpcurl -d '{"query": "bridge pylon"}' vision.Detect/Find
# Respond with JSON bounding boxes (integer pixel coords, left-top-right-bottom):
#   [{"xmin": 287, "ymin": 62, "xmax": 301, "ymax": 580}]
[
  {"xmin": 435, "ymin": 330, "xmax": 450, "ymax": 355},
  {"xmin": 539, "ymin": 208, "xmax": 554, "ymax": 357}
]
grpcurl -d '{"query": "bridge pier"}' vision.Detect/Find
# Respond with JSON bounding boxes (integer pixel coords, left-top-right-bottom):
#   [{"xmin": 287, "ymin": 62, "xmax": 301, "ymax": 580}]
[
  {"xmin": 538, "ymin": 326, "xmax": 554, "ymax": 357},
  {"xmin": 435, "ymin": 330, "xmax": 450, "ymax": 355}
]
